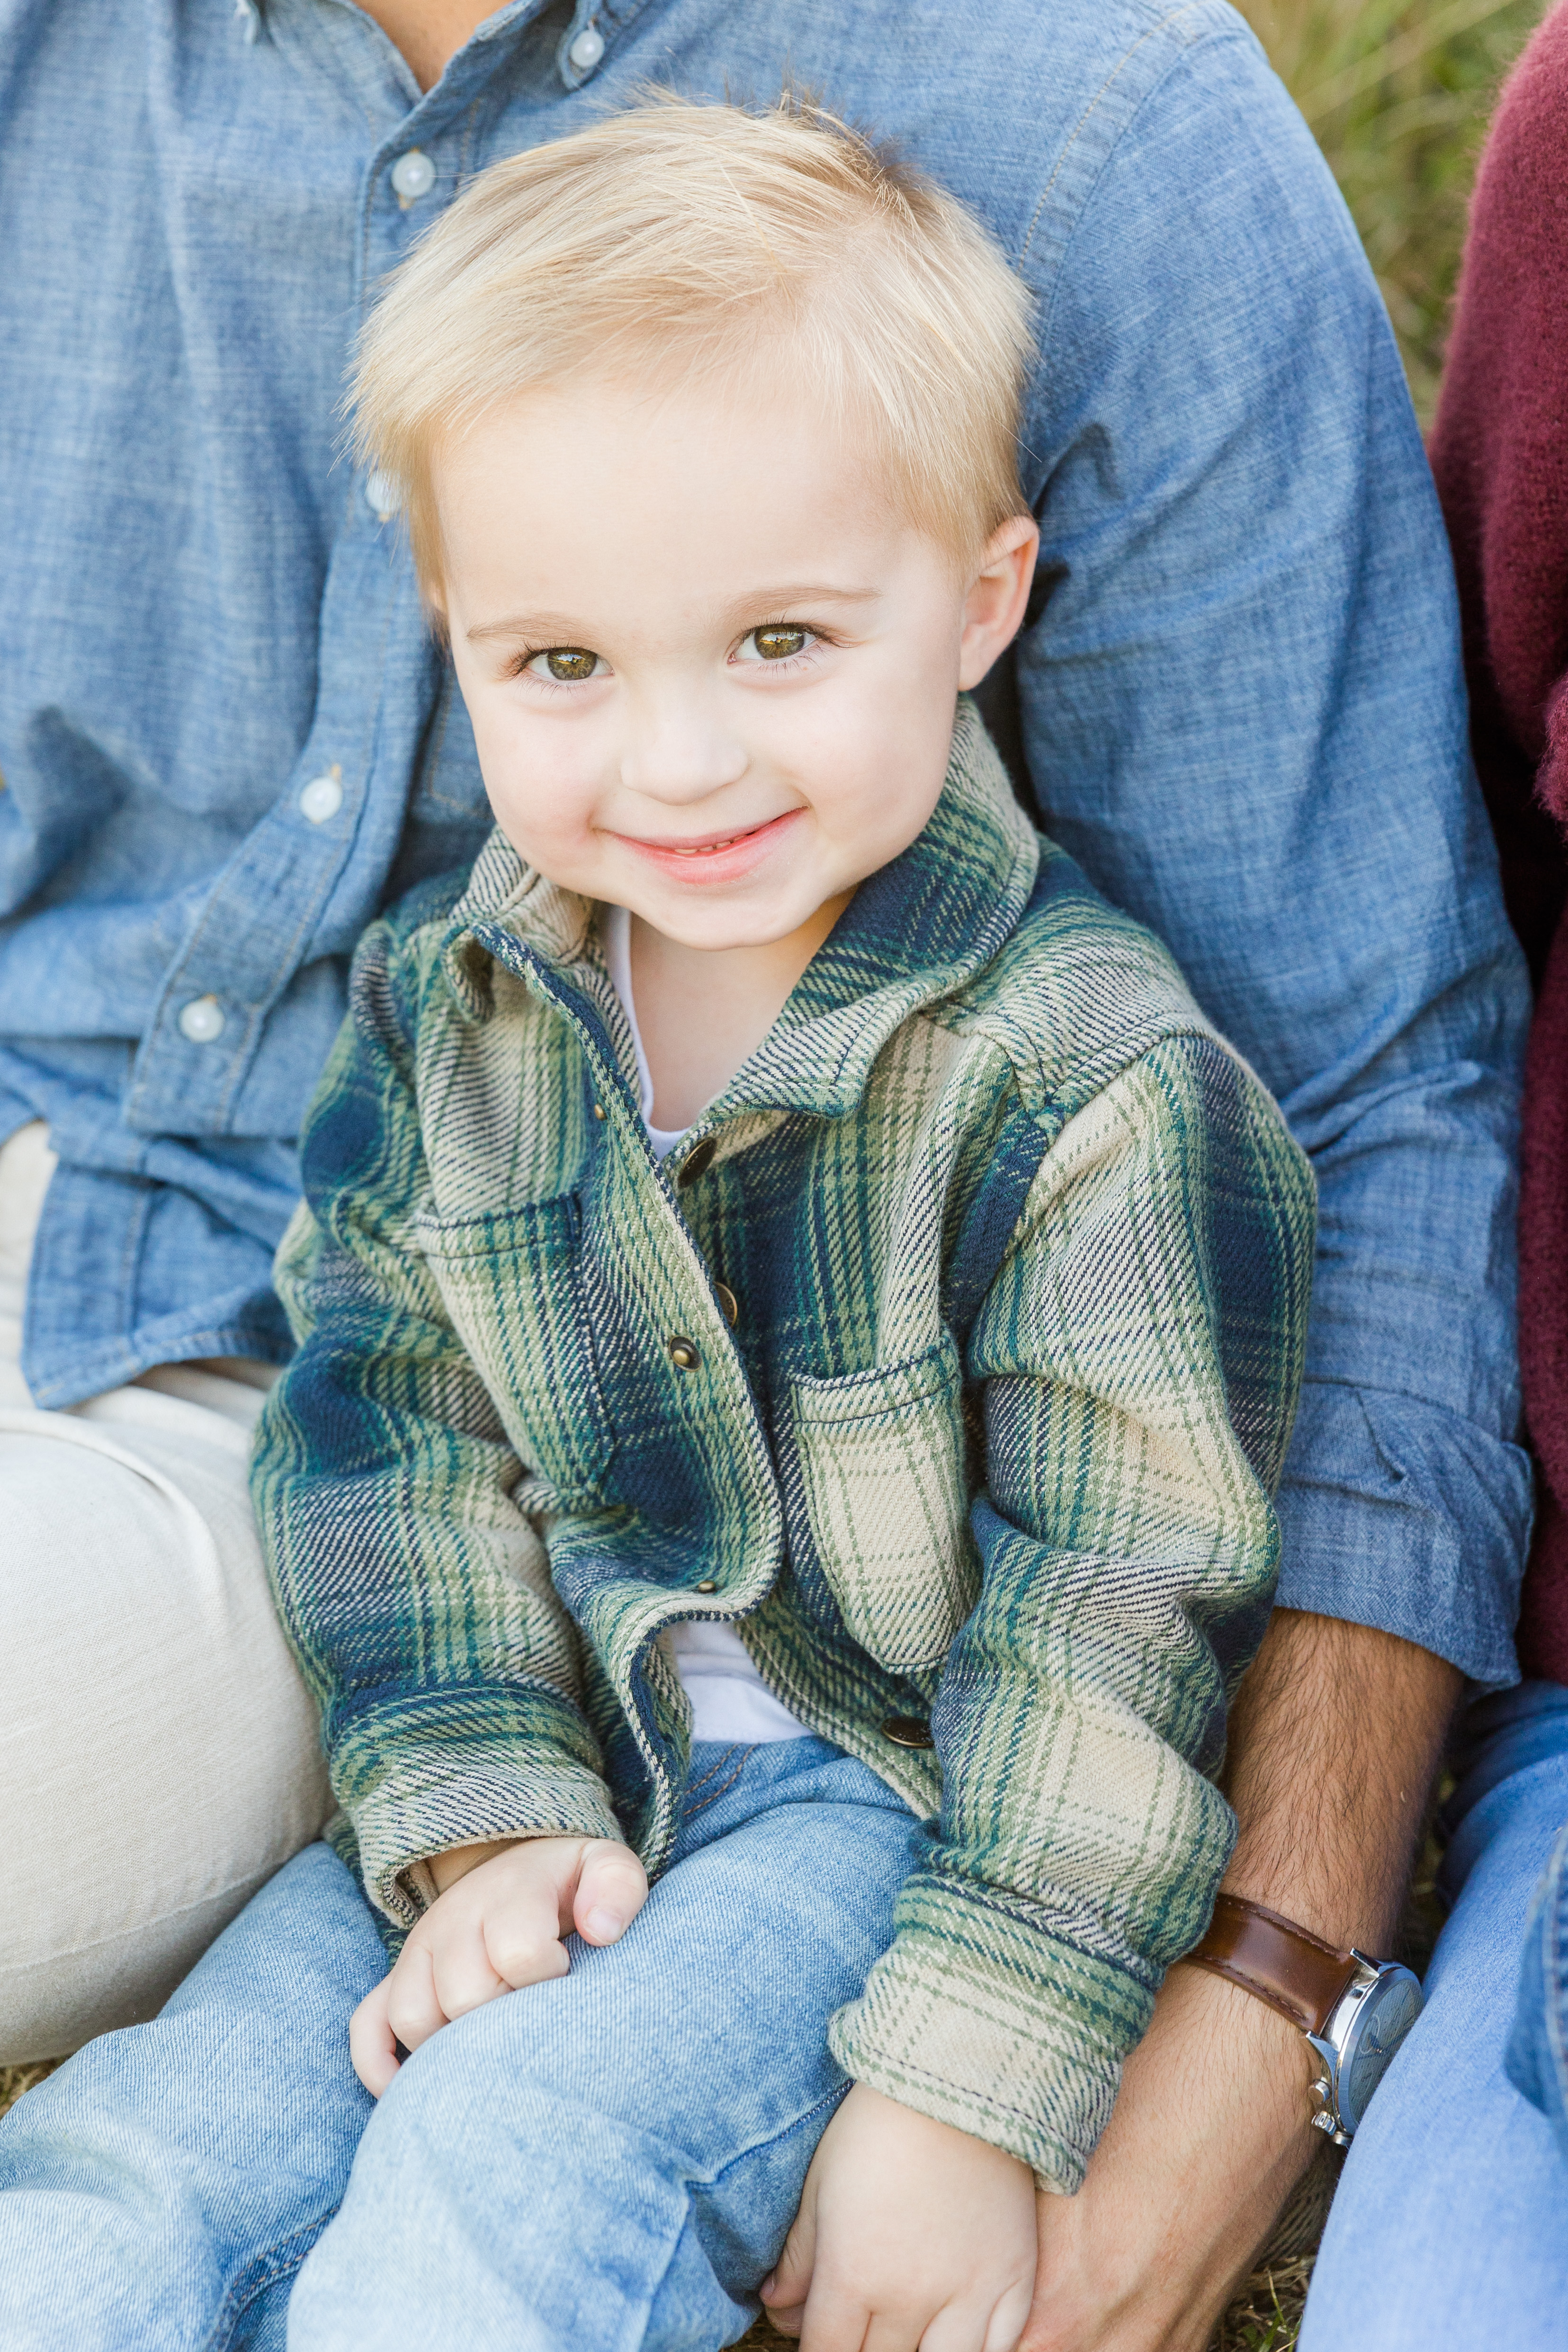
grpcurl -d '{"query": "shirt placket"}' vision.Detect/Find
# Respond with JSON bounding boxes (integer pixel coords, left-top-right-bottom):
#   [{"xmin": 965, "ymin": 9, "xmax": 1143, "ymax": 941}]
[{"xmin": 125, "ymin": 0, "xmax": 588, "ymax": 1141}]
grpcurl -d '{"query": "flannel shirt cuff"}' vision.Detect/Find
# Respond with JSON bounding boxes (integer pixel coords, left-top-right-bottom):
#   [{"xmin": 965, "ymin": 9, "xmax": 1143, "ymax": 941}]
[
  {"xmin": 329, "ymin": 1688, "xmax": 623, "ymax": 1929},
  {"xmin": 827, "ymin": 1881, "xmax": 1158, "ymax": 2193}
]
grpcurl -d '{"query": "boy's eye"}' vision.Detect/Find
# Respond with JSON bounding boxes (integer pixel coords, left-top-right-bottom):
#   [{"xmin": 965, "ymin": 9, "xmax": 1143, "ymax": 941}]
[
  {"xmin": 526, "ymin": 646, "xmax": 601, "ymax": 682},
  {"xmin": 744, "ymin": 626, "xmax": 810, "ymax": 662}
]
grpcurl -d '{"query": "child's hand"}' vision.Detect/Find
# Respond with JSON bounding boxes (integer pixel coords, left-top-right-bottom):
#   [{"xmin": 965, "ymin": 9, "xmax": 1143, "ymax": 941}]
[
  {"xmin": 349, "ymin": 1834, "xmax": 648, "ymax": 2095},
  {"xmin": 761, "ymin": 2081, "xmax": 1037, "ymax": 2351}
]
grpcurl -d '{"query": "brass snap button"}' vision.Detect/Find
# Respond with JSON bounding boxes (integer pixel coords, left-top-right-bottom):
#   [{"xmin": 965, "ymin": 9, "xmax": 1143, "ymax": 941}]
[
  {"xmin": 714, "ymin": 1281, "xmax": 739, "ymax": 1328},
  {"xmin": 881, "ymin": 1715, "xmax": 934, "ymax": 1750},
  {"xmin": 667, "ymin": 1335, "xmax": 699, "ymax": 1371},
  {"xmin": 591, "ymin": 1101, "xmax": 606, "ymax": 1122},
  {"xmin": 677, "ymin": 1137, "xmax": 716, "ymax": 1187},
  {"xmin": 694, "ymin": 1579, "xmax": 717, "ymax": 1594}
]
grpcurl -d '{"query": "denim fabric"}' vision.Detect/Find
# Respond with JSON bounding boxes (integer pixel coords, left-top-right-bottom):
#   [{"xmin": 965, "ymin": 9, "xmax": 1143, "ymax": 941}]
[
  {"xmin": 1505, "ymin": 1819, "xmax": 1568, "ymax": 2158},
  {"xmin": 0, "ymin": 0, "xmax": 1531, "ymax": 1679},
  {"xmin": 1300, "ymin": 1683, "xmax": 1568, "ymax": 2351},
  {"xmin": 0, "ymin": 1739, "xmax": 924, "ymax": 2348}
]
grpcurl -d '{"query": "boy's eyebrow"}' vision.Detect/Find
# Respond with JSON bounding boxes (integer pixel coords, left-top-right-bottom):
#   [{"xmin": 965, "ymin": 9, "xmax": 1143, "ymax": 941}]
[{"xmin": 465, "ymin": 584, "xmax": 879, "ymax": 646}]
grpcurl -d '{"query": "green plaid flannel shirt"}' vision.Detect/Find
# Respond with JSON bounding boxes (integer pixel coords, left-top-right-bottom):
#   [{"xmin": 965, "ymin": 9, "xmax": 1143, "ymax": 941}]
[{"xmin": 253, "ymin": 699, "xmax": 1315, "ymax": 2191}]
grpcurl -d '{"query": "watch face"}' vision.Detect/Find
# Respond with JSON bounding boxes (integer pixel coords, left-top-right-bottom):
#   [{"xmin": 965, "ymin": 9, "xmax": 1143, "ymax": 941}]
[{"xmin": 1339, "ymin": 1967, "xmax": 1423, "ymax": 2133}]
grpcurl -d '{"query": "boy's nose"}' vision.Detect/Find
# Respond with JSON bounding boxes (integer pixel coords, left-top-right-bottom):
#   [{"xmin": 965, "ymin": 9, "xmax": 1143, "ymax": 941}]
[{"xmin": 617, "ymin": 697, "xmax": 748, "ymax": 806}]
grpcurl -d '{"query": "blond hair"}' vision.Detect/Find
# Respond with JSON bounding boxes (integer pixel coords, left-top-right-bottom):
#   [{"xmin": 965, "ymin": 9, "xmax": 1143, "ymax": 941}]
[{"xmin": 350, "ymin": 92, "xmax": 1034, "ymax": 593}]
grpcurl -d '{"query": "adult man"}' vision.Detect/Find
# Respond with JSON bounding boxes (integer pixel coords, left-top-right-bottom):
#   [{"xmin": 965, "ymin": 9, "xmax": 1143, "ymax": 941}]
[{"xmin": 0, "ymin": 2, "xmax": 1530, "ymax": 2345}]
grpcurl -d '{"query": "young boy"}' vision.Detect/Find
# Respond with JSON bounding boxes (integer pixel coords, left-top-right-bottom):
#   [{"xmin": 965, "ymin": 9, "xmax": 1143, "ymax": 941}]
[{"xmin": 0, "ymin": 95, "xmax": 1314, "ymax": 2350}]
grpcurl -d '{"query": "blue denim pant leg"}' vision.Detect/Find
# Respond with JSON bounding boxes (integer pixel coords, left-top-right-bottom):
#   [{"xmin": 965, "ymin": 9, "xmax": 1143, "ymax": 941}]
[
  {"xmin": 1505, "ymin": 1816, "xmax": 1568, "ymax": 2157},
  {"xmin": 287, "ymin": 1739, "xmax": 924, "ymax": 2352},
  {"xmin": 1299, "ymin": 1683, "xmax": 1568, "ymax": 2352},
  {"xmin": 0, "ymin": 1840, "xmax": 383, "ymax": 2352}
]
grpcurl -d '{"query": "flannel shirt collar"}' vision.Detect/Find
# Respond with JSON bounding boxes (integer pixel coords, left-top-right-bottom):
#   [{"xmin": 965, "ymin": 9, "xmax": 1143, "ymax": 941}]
[{"xmin": 440, "ymin": 696, "xmax": 1040, "ymax": 1124}]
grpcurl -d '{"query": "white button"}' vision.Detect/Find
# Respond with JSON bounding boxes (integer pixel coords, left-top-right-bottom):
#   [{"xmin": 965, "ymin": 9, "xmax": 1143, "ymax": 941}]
[
  {"xmin": 178, "ymin": 995, "xmax": 226, "ymax": 1045},
  {"xmin": 569, "ymin": 23, "xmax": 605, "ymax": 70},
  {"xmin": 299, "ymin": 772, "xmax": 344, "ymax": 825},
  {"xmin": 365, "ymin": 470, "xmax": 400, "ymax": 520},
  {"xmin": 390, "ymin": 149, "xmax": 435, "ymax": 203}
]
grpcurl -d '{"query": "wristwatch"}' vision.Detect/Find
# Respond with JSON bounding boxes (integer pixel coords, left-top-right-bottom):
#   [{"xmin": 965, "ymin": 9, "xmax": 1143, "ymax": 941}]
[{"xmin": 1183, "ymin": 1893, "xmax": 1423, "ymax": 2145}]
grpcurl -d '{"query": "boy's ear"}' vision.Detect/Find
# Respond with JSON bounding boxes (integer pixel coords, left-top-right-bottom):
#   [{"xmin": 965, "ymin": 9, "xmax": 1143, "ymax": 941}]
[{"xmin": 956, "ymin": 513, "xmax": 1039, "ymax": 691}]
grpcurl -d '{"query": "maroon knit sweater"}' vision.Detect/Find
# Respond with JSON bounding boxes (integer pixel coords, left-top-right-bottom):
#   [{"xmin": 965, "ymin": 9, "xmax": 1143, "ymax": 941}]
[{"xmin": 1429, "ymin": 0, "xmax": 1568, "ymax": 1683}]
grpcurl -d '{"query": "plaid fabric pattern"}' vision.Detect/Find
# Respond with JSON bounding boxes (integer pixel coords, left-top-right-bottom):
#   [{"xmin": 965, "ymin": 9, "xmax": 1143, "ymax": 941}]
[{"xmin": 253, "ymin": 699, "xmax": 1315, "ymax": 2189}]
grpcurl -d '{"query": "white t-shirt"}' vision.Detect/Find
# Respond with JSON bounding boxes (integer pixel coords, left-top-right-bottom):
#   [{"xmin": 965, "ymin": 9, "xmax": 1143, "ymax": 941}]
[{"xmin": 600, "ymin": 905, "xmax": 810, "ymax": 1745}]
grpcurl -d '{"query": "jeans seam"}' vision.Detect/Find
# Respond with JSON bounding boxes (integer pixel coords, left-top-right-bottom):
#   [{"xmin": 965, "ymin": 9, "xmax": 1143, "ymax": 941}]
[
  {"xmin": 1546, "ymin": 1831, "xmax": 1568, "ymax": 2104},
  {"xmin": 198, "ymin": 2207, "xmax": 339, "ymax": 2352},
  {"xmin": 638, "ymin": 2079, "xmax": 853, "ymax": 2335},
  {"xmin": 681, "ymin": 1744, "xmax": 747, "ymax": 1802},
  {"xmin": 680, "ymin": 1748, "xmax": 753, "ymax": 1826}
]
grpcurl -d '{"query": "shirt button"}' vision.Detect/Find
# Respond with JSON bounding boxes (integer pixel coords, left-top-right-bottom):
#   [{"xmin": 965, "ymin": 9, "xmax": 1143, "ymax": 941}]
[
  {"xmin": 298, "ymin": 772, "xmax": 343, "ymax": 825},
  {"xmin": 667, "ymin": 1335, "xmax": 699, "ymax": 1371},
  {"xmin": 695, "ymin": 1579, "xmax": 717, "ymax": 1594},
  {"xmin": 591, "ymin": 1101, "xmax": 607, "ymax": 1122},
  {"xmin": 881, "ymin": 1715, "xmax": 934, "ymax": 1750},
  {"xmin": 390, "ymin": 148, "xmax": 435, "ymax": 204},
  {"xmin": 178, "ymin": 995, "xmax": 226, "ymax": 1045},
  {"xmin": 568, "ymin": 23, "xmax": 605, "ymax": 70},
  {"xmin": 678, "ymin": 1137, "xmax": 716, "ymax": 1187},
  {"xmin": 714, "ymin": 1281, "xmax": 739, "ymax": 1328},
  {"xmin": 365, "ymin": 470, "xmax": 401, "ymax": 520}
]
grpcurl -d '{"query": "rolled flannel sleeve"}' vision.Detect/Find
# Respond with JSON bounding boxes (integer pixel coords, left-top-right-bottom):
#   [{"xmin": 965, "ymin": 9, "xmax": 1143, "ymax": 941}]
[
  {"xmin": 251, "ymin": 916, "xmax": 622, "ymax": 1930},
  {"xmin": 1005, "ymin": 17, "xmax": 1532, "ymax": 1683},
  {"xmin": 829, "ymin": 1033, "xmax": 1317, "ymax": 2191}
]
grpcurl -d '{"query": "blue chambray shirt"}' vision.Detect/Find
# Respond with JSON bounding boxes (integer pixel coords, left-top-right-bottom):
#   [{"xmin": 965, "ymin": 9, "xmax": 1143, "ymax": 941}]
[{"xmin": 0, "ymin": 0, "xmax": 1532, "ymax": 1682}]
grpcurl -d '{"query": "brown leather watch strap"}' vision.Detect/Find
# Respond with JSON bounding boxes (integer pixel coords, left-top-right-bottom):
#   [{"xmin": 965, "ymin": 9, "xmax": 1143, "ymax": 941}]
[{"xmin": 1182, "ymin": 1893, "xmax": 1362, "ymax": 2036}]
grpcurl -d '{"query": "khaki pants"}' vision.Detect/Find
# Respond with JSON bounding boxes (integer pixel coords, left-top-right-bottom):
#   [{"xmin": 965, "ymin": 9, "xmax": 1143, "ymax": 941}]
[{"xmin": 0, "ymin": 1123, "xmax": 331, "ymax": 2062}]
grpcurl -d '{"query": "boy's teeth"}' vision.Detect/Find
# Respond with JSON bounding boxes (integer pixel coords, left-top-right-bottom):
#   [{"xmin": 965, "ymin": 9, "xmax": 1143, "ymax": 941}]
[{"xmin": 674, "ymin": 834, "xmax": 739, "ymax": 858}]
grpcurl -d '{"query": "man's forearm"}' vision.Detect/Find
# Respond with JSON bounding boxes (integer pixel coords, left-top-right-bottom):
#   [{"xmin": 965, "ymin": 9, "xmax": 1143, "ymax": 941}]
[
  {"xmin": 1021, "ymin": 1607, "xmax": 1462, "ymax": 2352},
  {"xmin": 1220, "ymin": 1606, "xmax": 1462, "ymax": 1948}
]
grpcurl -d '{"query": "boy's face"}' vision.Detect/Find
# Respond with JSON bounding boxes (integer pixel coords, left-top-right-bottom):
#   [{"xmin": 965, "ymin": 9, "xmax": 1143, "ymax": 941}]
[{"xmin": 435, "ymin": 373, "xmax": 1036, "ymax": 953}]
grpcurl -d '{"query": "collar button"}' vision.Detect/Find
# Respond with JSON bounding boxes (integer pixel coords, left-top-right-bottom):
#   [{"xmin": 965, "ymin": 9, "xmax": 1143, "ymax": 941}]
[{"xmin": 677, "ymin": 1137, "xmax": 716, "ymax": 1187}]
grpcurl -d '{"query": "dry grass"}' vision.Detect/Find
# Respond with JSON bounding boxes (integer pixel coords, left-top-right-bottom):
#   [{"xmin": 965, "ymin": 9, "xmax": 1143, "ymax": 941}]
[
  {"xmin": 0, "ymin": 2063, "xmax": 57, "ymax": 2119},
  {"xmin": 1239, "ymin": 0, "xmax": 1548, "ymax": 423}
]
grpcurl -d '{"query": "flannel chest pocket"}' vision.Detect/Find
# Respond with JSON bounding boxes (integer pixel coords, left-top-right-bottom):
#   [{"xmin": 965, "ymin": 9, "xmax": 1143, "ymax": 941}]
[
  {"xmin": 415, "ymin": 1195, "xmax": 612, "ymax": 1508},
  {"xmin": 790, "ymin": 1331, "xmax": 979, "ymax": 1673}
]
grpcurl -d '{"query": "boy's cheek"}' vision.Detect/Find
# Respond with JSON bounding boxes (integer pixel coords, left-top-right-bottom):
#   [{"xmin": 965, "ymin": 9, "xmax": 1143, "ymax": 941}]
[{"xmin": 474, "ymin": 723, "xmax": 602, "ymax": 876}]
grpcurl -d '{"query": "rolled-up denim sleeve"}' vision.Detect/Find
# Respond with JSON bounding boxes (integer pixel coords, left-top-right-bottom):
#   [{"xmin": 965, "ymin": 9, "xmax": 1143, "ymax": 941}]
[{"xmin": 1008, "ymin": 17, "xmax": 1532, "ymax": 1684}]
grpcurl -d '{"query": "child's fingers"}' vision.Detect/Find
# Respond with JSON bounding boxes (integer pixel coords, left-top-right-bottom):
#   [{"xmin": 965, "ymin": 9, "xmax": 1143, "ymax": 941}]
[
  {"xmin": 798, "ymin": 2284, "xmax": 876, "ymax": 2352},
  {"xmin": 482, "ymin": 1898, "xmax": 574, "ymax": 1991},
  {"xmin": 383, "ymin": 1939, "xmax": 448, "ymax": 2057},
  {"xmin": 903, "ymin": 2295, "xmax": 1011, "ymax": 2352},
  {"xmin": 980, "ymin": 2276, "xmax": 1034, "ymax": 2352},
  {"xmin": 907, "ymin": 2291, "xmax": 1025, "ymax": 2352},
  {"xmin": 430, "ymin": 1917, "xmax": 513, "ymax": 2020},
  {"xmin": 761, "ymin": 2205, "xmax": 818, "ymax": 2325},
  {"xmin": 570, "ymin": 1839, "xmax": 649, "ymax": 1945},
  {"xmin": 348, "ymin": 1979, "xmax": 402, "ymax": 2099}
]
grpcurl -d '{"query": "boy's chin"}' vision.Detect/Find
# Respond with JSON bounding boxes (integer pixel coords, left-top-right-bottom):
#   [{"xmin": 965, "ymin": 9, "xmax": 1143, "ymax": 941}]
[{"xmin": 623, "ymin": 875, "xmax": 855, "ymax": 955}]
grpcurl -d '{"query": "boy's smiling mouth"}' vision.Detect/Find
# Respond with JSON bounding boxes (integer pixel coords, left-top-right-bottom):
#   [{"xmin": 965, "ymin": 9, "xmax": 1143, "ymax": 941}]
[{"xmin": 612, "ymin": 808, "xmax": 803, "ymax": 880}]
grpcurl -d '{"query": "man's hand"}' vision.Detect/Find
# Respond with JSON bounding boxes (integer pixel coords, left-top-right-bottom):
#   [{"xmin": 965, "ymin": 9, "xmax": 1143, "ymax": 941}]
[
  {"xmin": 1019, "ymin": 1608, "xmax": 1461, "ymax": 2352},
  {"xmin": 349, "ymin": 1833, "xmax": 649, "ymax": 2095},
  {"xmin": 759, "ymin": 2081, "xmax": 1037, "ymax": 2352}
]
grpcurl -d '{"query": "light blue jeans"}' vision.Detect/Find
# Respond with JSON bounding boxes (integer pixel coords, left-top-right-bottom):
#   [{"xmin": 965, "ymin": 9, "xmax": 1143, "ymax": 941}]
[
  {"xmin": 1301, "ymin": 1682, "xmax": 1568, "ymax": 2348},
  {"xmin": 0, "ymin": 1740, "xmax": 924, "ymax": 2349}
]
